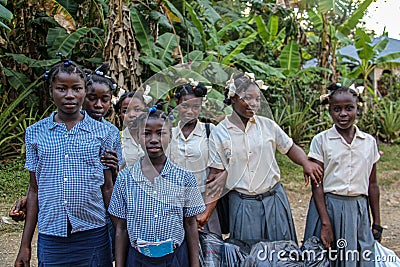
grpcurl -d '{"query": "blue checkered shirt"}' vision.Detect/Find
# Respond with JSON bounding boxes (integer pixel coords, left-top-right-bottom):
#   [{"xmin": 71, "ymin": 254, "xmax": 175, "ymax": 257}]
[
  {"xmin": 25, "ymin": 111, "xmax": 114, "ymax": 237},
  {"xmin": 109, "ymin": 158, "xmax": 205, "ymax": 247},
  {"xmin": 101, "ymin": 118, "xmax": 123, "ymax": 166}
]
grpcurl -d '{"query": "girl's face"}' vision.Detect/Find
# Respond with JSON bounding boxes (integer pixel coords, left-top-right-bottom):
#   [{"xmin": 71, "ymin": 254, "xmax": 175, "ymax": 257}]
[
  {"xmin": 177, "ymin": 94, "xmax": 202, "ymax": 124},
  {"xmin": 232, "ymin": 84, "xmax": 261, "ymax": 120},
  {"xmin": 51, "ymin": 72, "xmax": 85, "ymax": 115},
  {"xmin": 120, "ymin": 97, "xmax": 133, "ymax": 122},
  {"xmin": 83, "ymin": 82, "xmax": 112, "ymax": 121},
  {"xmin": 329, "ymin": 92, "xmax": 357, "ymax": 130},
  {"xmin": 139, "ymin": 117, "xmax": 171, "ymax": 159},
  {"xmin": 123, "ymin": 97, "xmax": 146, "ymax": 129}
]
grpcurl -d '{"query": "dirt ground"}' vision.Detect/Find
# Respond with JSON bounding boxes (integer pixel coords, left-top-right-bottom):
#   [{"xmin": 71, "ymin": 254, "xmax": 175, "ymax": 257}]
[{"xmin": 1, "ymin": 177, "xmax": 399, "ymax": 266}]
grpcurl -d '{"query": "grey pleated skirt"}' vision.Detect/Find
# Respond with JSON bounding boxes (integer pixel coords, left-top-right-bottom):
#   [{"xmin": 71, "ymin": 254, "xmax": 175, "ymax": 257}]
[
  {"xmin": 228, "ymin": 182, "xmax": 297, "ymax": 245},
  {"xmin": 304, "ymin": 193, "xmax": 375, "ymax": 267}
]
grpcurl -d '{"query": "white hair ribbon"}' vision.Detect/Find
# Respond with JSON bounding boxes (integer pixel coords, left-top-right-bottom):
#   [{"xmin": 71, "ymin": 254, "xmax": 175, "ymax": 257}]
[
  {"xmin": 111, "ymin": 88, "xmax": 126, "ymax": 105},
  {"xmin": 319, "ymin": 94, "xmax": 330, "ymax": 102},
  {"xmin": 188, "ymin": 78, "xmax": 200, "ymax": 88},
  {"xmin": 143, "ymin": 85, "xmax": 153, "ymax": 105},
  {"xmin": 226, "ymin": 73, "xmax": 236, "ymax": 97},
  {"xmin": 244, "ymin": 72, "xmax": 255, "ymax": 81},
  {"xmin": 255, "ymin": 80, "xmax": 268, "ymax": 90}
]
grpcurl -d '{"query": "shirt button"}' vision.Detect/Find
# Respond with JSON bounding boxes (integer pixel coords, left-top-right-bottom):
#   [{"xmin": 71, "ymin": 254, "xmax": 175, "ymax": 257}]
[
  {"xmin": 153, "ymin": 191, "xmax": 157, "ymax": 195},
  {"xmin": 65, "ymin": 154, "xmax": 69, "ymax": 159},
  {"xmin": 64, "ymin": 178, "xmax": 68, "ymax": 182},
  {"xmin": 154, "ymin": 214, "xmax": 158, "ymax": 218},
  {"xmin": 64, "ymin": 134, "xmax": 68, "ymax": 137},
  {"xmin": 64, "ymin": 200, "xmax": 67, "ymax": 204}
]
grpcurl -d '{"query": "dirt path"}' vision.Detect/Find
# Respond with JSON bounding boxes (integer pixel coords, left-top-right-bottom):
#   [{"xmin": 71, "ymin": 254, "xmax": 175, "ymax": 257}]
[
  {"xmin": 285, "ymin": 179, "xmax": 400, "ymax": 254},
  {"xmin": 1, "ymin": 179, "xmax": 399, "ymax": 266}
]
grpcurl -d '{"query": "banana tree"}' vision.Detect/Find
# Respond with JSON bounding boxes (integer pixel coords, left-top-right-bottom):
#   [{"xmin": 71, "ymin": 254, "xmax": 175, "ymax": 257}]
[
  {"xmin": 0, "ymin": 0, "xmax": 13, "ymax": 30},
  {"xmin": 2, "ymin": 0, "xmax": 109, "ymax": 114},
  {"xmin": 129, "ymin": 0, "xmax": 284, "ymax": 81},
  {"xmin": 338, "ymin": 29, "xmax": 400, "ymax": 92},
  {"xmin": 293, "ymin": 0, "xmax": 374, "ymax": 87}
]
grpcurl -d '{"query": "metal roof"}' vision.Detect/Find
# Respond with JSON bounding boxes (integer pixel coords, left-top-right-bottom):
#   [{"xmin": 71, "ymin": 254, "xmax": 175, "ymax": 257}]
[{"xmin": 303, "ymin": 37, "xmax": 400, "ymax": 68}]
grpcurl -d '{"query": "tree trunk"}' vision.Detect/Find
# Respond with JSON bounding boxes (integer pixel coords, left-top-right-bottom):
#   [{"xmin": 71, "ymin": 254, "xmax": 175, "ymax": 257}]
[{"xmin": 103, "ymin": 0, "xmax": 142, "ymax": 92}]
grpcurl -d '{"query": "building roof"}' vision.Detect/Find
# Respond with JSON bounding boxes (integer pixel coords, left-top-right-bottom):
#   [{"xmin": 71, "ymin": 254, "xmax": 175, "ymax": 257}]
[
  {"xmin": 338, "ymin": 36, "xmax": 400, "ymax": 64},
  {"xmin": 303, "ymin": 36, "xmax": 400, "ymax": 68}
]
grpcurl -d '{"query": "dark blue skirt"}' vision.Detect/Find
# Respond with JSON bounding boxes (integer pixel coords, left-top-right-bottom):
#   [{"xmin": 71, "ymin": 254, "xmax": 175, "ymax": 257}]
[
  {"xmin": 126, "ymin": 240, "xmax": 189, "ymax": 267},
  {"xmin": 37, "ymin": 225, "xmax": 112, "ymax": 267}
]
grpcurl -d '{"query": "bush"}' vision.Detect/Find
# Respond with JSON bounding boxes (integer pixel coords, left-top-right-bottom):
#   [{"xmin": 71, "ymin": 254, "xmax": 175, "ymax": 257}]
[
  {"xmin": 263, "ymin": 71, "xmax": 329, "ymax": 145},
  {"xmin": 376, "ymin": 100, "xmax": 400, "ymax": 144},
  {"xmin": 378, "ymin": 73, "xmax": 400, "ymax": 101}
]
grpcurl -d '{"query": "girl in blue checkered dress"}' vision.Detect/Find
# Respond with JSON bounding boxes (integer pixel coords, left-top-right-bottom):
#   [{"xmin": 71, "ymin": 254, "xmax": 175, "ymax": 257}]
[
  {"xmin": 15, "ymin": 56, "xmax": 115, "ymax": 267},
  {"xmin": 83, "ymin": 64, "xmax": 123, "ymax": 179},
  {"xmin": 109, "ymin": 106, "xmax": 206, "ymax": 267}
]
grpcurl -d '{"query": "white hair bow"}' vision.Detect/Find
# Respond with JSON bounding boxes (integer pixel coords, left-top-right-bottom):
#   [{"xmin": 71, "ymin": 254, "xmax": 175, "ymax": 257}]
[
  {"xmin": 226, "ymin": 73, "xmax": 236, "ymax": 97},
  {"xmin": 349, "ymin": 84, "xmax": 364, "ymax": 96},
  {"xmin": 319, "ymin": 94, "xmax": 329, "ymax": 102},
  {"xmin": 143, "ymin": 85, "xmax": 153, "ymax": 105},
  {"xmin": 111, "ymin": 88, "xmax": 126, "ymax": 105},
  {"xmin": 188, "ymin": 78, "xmax": 200, "ymax": 88},
  {"xmin": 244, "ymin": 72, "xmax": 255, "ymax": 81},
  {"xmin": 244, "ymin": 72, "xmax": 268, "ymax": 90}
]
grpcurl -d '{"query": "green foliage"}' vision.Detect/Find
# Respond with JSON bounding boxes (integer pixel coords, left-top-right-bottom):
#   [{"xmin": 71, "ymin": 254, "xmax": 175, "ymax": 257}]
[
  {"xmin": 0, "ymin": 159, "xmax": 29, "ymax": 203},
  {"xmin": 46, "ymin": 27, "xmax": 93, "ymax": 57},
  {"xmin": 255, "ymin": 15, "xmax": 279, "ymax": 43},
  {"xmin": 221, "ymin": 32, "xmax": 258, "ymax": 65},
  {"xmin": 0, "ymin": 1, "xmax": 13, "ymax": 31},
  {"xmin": 263, "ymin": 68, "xmax": 329, "ymax": 145},
  {"xmin": 277, "ymin": 143, "xmax": 400, "ymax": 185},
  {"xmin": 337, "ymin": 0, "xmax": 373, "ymax": 36},
  {"xmin": 130, "ymin": 7, "xmax": 156, "ymax": 57},
  {"xmin": 156, "ymin": 33, "xmax": 179, "ymax": 65},
  {"xmin": 277, "ymin": 100, "xmax": 325, "ymax": 145},
  {"xmin": 279, "ymin": 41, "xmax": 301, "ymax": 75},
  {"xmin": 0, "ymin": 79, "xmax": 44, "ymax": 159},
  {"xmin": 1, "ymin": 0, "xmax": 398, "ymax": 165},
  {"xmin": 5, "ymin": 54, "xmax": 59, "ymax": 68},
  {"xmin": 376, "ymin": 100, "xmax": 400, "ymax": 144},
  {"xmin": 2, "ymin": 68, "xmax": 31, "ymax": 91},
  {"xmin": 378, "ymin": 73, "xmax": 400, "ymax": 101},
  {"xmin": 318, "ymin": 0, "xmax": 348, "ymax": 16},
  {"xmin": 339, "ymin": 30, "xmax": 400, "ymax": 85},
  {"xmin": 57, "ymin": 0, "xmax": 79, "ymax": 16},
  {"xmin": 377, "ymin": 144, "xmax": 400, "ymax": 179}
]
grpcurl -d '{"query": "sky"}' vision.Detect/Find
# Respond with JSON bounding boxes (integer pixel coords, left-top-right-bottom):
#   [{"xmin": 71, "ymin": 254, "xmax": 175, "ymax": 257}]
[{"xmin": 363, "ymin": 0, "xmax": 400, "ymax": 39}]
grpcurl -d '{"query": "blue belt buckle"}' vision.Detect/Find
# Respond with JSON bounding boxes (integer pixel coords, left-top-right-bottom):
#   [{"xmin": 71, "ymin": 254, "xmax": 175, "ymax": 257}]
[{"xmin": 137, "ymin": 239, "xmax": 174, "ymax": 258}]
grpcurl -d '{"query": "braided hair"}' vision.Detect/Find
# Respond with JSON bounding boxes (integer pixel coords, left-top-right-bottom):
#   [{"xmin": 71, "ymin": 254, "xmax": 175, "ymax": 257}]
[
  {"xmin": 113, "ymin": 90, "xmax": 145, "ymax": 116},
  {"xmin": 137, "ymin": 102, "xmax": 174, "ymax": 129},
  {"xmin": 174, "ymin": 81, "xmax": 208, "ymax": 100},
  {"xmin": 44, "ymin": 53, "xmax": 86, "ymax": 91},
  {"xmin": 223, "ymin": 72, "xmax": 257, "ymax": 106},
  {"xmin": 86, "ymin": 64, "xmax": 117, "ymax": 94},
  {"xmin": 320, "ymin": 83, "xmax": 363, "ymax": 105}
]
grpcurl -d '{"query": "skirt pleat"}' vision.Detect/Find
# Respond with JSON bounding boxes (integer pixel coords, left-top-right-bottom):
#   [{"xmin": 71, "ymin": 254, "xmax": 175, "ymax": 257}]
[
  {"xmin": 304, "ymin": 193, "xmax": 375, "ymax": 267},
  {"xmin": 228, "ymin": 182, "xmax": 297, "ymax": 245}
]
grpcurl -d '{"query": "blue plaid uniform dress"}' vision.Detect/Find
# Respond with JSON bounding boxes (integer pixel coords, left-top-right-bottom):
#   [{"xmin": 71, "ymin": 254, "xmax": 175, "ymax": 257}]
[
  {"xmin": 109, "ymin": 159, "xmax": 205, "ymax": 247},
  {"xmin": 101, "ymin": 118, "xmax": 123, "ymax": 166},
  {"xmin": 25, "ymin": 111, "xmax": 114, "ymax": 237}
]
